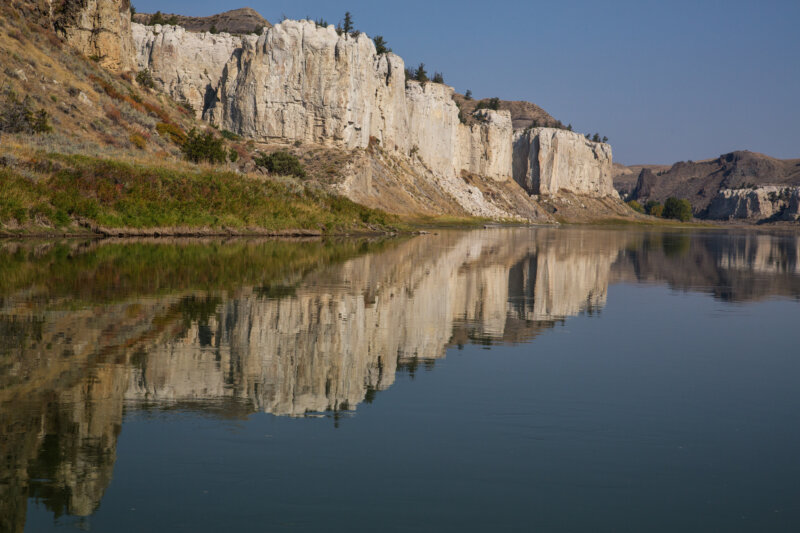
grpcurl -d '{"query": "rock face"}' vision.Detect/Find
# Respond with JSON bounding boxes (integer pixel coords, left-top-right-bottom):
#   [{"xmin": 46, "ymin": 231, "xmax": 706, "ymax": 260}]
[
  {"xmin": 513, "ymin": 128, "xmax": 615, "ymax": 196},
  {"xmin": 134, "ymin": 20, "xmax": 515, "ymax": 183},
  {"xmin": 132, "ymin": 24, "xmax": 257, "ymax": 118},
  {"xmin": 128, "ymin": 16, "xmax": 617, "ymax": 217},
  {"xmin": 55, "ymin": 0, "xmax": 135, "ymax": 72},
  {"xmin": 208, "ymin": 22, "xmax": 408, "ymax": 150},
  {"xmin": 706, "ymin": 186, "xmax": 800, "ymax": 220}
]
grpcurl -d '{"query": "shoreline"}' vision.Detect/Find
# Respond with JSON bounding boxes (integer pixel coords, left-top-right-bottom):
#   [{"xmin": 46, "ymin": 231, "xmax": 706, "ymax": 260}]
[{"xmin": 3, "ymin": 218, "xmax": 797, "ymax": 240}]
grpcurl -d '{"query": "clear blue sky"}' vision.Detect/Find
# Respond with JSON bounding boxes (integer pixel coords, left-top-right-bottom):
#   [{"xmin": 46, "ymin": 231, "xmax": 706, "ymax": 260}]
[{"xmin": 133, "ymin": 0, "xmax": 800, "ymax": 165}]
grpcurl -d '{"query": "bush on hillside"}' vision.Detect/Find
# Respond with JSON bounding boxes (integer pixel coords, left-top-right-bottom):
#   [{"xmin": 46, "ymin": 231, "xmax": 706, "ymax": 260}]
[
  {"xmin": 136, "ymin": 69, "xmax": 155, "ymax": 89},
  {"xmin": 156, "ymin": 122, "xmax": 187, "ymax": 145},
  {"xmin": 254, "ymin": 151, "xmax": 307, "ymax": 178},
  {"xmin": 626, "ymin": 200, "xmax": 645, "ymax": 214},
  {"xmin": 663, "ymin": 197, "xmax": 693, "ymax": 221},
  {"xmin": 181, "ymin": 129, "xmax": 227, "ymax": 163},
  {"xmin": 0, "ymin": 92, "xmax": 51, "ymax": 134},
  {"xmin": 476, "ymin": 97, "xmax": 500, "ymax": 111}
]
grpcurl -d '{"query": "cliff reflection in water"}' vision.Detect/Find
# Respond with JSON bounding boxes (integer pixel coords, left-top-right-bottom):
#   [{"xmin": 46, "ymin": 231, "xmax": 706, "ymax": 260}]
[{"xmin": 1, "ymin": 228, "xmax": 800, "ymax": 530}]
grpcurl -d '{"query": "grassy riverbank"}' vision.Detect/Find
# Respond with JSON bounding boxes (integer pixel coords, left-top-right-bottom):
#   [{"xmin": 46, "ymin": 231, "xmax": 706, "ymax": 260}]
[{"xmin": 0, "ymin": 152, "xmax": 398, "ymax": 236}]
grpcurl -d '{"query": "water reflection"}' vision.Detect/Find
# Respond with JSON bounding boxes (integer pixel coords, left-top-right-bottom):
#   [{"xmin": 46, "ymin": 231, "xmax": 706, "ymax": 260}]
[{"xmin": 1, "ymin": 228, "xmax": 799, "ymax": 530}]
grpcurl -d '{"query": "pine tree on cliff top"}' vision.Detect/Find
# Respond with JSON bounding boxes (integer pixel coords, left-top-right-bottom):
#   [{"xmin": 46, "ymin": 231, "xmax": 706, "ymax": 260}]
[
  {"xmin": 415, "ymin": 63, "xmax": 428, "ymax": 83},
  {"xmin": 343, "ymin": 12, "xmax": 354, "ymax": 34}
]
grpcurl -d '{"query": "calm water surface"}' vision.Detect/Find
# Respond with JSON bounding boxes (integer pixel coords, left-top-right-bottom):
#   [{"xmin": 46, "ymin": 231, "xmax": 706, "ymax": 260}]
[{"xmin": 1, "ymin": 228, "xmax": 799, "ymax": 532}]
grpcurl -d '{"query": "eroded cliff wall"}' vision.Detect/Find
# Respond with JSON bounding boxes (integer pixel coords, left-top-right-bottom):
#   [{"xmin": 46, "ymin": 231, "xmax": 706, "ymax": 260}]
[
  {"xmin": 132, "ymin": 24, "xmax": 256, "ymax": 118},
  {"xmin": 706, "ymin": 186, "xmax": 800, "ymax": 221},
  {"xmin": 513, "ymin": 128, "xmax": 615, "ymax": 196},
  {"xmin": 55, "ymin": 0, "xmax": 135, "ymax": 72},
  {"xmin": 134, "ymin": 20, "xmax": 516, "ymax": 183}
]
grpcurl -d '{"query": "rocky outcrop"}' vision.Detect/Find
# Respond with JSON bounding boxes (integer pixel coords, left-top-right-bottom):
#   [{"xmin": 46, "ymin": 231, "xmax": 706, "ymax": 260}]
[
  {"xmin": 55, "ymin": 0, "xmax": 135, "ymax": 72},
  {"xmin": 207, "ymin": 22, "xmax": 409, "ymax": 150},
  {"xmin": 132, "ymin": 24, "xmax": 257, "ymax": 117},
  {"xmin": 405, "ymin": 82, "xmax": 512, "ymax": 181},
  {"xmin": 706, "ymin": 186, "xmax": 800, "ymax": 221},
  {"xmin": 513, "ymin": 128, "xmax": 615, "ymax": 196}
]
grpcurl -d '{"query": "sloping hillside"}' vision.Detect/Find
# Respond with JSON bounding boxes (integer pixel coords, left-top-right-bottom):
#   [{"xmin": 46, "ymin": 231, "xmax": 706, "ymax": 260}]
[
  {"xmin": 628, "ymin": 151, "xmax": 800, "ymax": 214},
  {"xmin": 452, "ymin": 94, "xmax": 559, "ymax": 130},
  {"xmin": 133, "ymin": 8, "xmax": 270, "ymax": 34},
  {"xmin": 612, "ymin": 163, "xmax": 670, "ymax": 197}
]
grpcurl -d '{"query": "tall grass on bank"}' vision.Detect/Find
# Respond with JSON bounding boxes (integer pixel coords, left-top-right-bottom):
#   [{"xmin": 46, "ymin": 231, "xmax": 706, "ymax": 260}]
[{"xmin": 0, "ymin": 153, "xmax": 395, "ymax": 233}]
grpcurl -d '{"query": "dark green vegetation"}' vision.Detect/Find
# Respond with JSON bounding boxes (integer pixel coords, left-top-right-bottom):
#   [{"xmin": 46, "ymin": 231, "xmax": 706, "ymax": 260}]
[
  {"xmin": 148, "ymin": 11, "xmax": 179, "ymax": 26},
  {"xmin": 476, "ymin": 97, "xmax": 501, "ymax": 112},
  {"xmin": 663, "ymin": 197, "xmax": 693, "ymax": 222},
  {"xmin": 0, "ymin": 153, "xmax": 395, "ymax": 234},
  {"xmin": 586, "ymin": 133, "xmax": 609, "ymax": 143},
  {"xmin": 181, "ymin": 129, "xmax": 227, "ymax": 164},
  {"xmin": 135, "ymin": 69, "xmax": 155, "ymax": 89},
  {"xmin": 373, "ymin": 35, "xmax": 390, "ymax": 55},
  {"xmin": 626, "ymin": 200, "xmax": 645, "ymax": 214},
  {"xmin": 0, "ymin": 91, "xmax": 51, "ymax": 134},
  {"xmin": 254, "ymin": 151, "xmax": 307, "ymax": 179},
  {"xmin": 626, "ymin": 197, "xmax": 692, "ymax": 221},
  {"xmin": 644, "ymin": 200, "xmax": 664, "ymax": 218}
]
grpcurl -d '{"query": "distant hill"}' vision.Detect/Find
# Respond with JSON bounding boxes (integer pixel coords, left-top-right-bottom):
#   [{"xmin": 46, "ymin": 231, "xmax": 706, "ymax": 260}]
[
  {"xmin": 612, "ymin": 163, "xmax": 670, "ymax": 197},
  {"xmin": 452, "ymin": 94, "xmax": 559, "ymax": 130},
  {"xmin": 133, "ymin": 8, "xmax": 270, "ymax": 34},
  {"xmin": 625, "ymin": 151, "xmax": 800, "ymax": 213}
]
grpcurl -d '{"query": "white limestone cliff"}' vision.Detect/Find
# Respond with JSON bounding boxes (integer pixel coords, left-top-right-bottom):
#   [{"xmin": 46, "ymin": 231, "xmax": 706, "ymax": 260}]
[
  {"xmin": 706, "ymin": 186, "xmax": 800, "ymax": 221},
  {"xmin": 132, "ymin": 24, "xmax": 257, "ymax": 118},
  {"xmin": 133, "ymin": 20, "xmax": 516, "ymax": 183},
  {"xmin": 128, "ymin": 16, "xmax": 616, "ymax": 216},
  {"xmin": 513, "ymin": 128, "xmax": 615, "ymax": 196}
]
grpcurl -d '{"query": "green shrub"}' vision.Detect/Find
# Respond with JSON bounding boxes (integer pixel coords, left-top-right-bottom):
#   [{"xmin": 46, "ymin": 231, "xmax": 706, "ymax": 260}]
[
  {"xmin": 129, "ymin": 133, "xmax": 147, "ymax": 150},
  {"xmin": 254, "ymin": 151, "xmax": 306, "ymax": 178},
  {"xmin": 149, "ymin": 11, "xmax": 165, "ymax": 25},
  {"xmin": 649, "ymin": 204, "xmax": 664, "ymax": 217},
  {"xmin": 626, "ymin": 200, "xmax": 645, "ymax": 213},
  {"xmin": 181, "ymin": 129, "xmax": 227, "ymax": 164},
  {"xmin": 156, "ymin": 122, "xmax": 187, "ymax": 145},
  {"xmin": 1, "ymin": 92, "xmax": 52, "ymax": 134},
  {"xmin": 663, "ymin": 197, "xmax": 693, "ymax": 221},
  {"xmin": 476, "ymin": 97, "xmax": 500, "ymax": 111},
  {"xmin": 135, "ymin": 69, "xmax": 155, "ymax": 89},
  {"xmin": 644, "ymin": 200, "xmax": 662, "ymax": 216}
]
